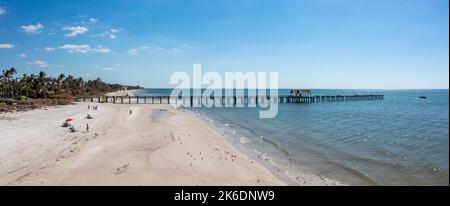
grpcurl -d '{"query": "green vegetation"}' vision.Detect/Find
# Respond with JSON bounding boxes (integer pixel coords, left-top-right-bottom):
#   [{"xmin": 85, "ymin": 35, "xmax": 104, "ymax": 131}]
[{"xmin": 0, "ymin": 67, "xmax": 141, "ymax": 112}]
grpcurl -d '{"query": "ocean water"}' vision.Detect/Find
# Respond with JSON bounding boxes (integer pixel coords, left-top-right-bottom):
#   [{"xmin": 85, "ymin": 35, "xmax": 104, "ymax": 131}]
[{"xmin": 135, "ymin": 89, "xmax": 449, "ymax": 185}]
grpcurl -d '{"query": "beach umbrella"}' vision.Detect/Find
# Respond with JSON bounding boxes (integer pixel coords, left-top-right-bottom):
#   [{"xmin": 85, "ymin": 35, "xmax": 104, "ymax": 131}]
[{"xmin": 65, "ymin": 118, "xmax": 74, "ymax": 122}]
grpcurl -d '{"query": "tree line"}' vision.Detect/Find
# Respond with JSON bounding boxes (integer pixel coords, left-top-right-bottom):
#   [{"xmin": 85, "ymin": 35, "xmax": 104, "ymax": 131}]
[{"xmin": 0, "ymin": 67, "xmax": 141, "ymax": 100}]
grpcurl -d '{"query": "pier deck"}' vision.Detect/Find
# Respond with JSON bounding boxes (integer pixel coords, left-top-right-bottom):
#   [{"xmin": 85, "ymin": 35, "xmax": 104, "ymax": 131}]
[{"xmin": 77, "ymin": 94, "xmax": 384, "ymax": 105}]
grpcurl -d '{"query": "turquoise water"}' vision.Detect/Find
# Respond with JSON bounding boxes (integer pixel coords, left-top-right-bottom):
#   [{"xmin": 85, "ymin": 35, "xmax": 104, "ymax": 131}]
[{"xmin": 136, "ymin": 89, "xmax": 449, "ymax": 185}]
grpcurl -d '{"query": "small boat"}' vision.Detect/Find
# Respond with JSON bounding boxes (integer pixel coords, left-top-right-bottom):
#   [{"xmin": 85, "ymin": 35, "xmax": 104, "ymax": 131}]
[{"xmin": 418, "ymin": 96, "xmax": 427, "ymax": 99}]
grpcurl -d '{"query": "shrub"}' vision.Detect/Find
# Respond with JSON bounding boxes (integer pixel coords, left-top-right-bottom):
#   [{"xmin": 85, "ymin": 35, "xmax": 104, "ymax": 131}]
[{"xmin": 17, "ymin": 95, "xmax": 28, "ymax": 101}]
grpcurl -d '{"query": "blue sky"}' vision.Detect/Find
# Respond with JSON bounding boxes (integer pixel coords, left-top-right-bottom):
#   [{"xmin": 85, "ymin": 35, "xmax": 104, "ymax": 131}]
[{"xmin": 0, "ymin": 0, "xmax": 448, "ymax": 89}]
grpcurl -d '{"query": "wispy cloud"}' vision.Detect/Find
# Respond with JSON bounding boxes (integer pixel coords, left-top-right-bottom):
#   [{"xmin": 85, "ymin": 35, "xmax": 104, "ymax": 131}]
[
  {"xmin": 59, "ymin": 44, "xmax": 110, "ymax": 53},
  {"xmin": 89, "ymin": 18, "xmax": 98, "ymax": 23},
  {"xmin": 18, "ymin": 53, "xmax": 27, "ymax": 58},
  {"xmin": 59, "ymin": 44, "xmax": 90, "ymax": 53},
  {"xmin": 21, "ymin": 23, "xmax": 44, "ymax": 34},
  {"xmin": 94, "ymin": 28, "xmax": 120, "ymax": 39},
  {"xmin": 127, "ymin": 48, "xmax": 140, "ymax": 55},
  {"xmin": 28, "ymin": 60, "xmax": 48, "ymax": 68},
  {"xmin": 94, "ymin": 64, "xmax": 119, "ymax": 71},
  {"xmin": 0, "ymin": 43, "xmax": 15, "ymax": 49},
  {"xmin": 100, "ymin": 67, "xmax": 113, "ymax": 71},
  {"xmin": 0, "ymin": 6, "xmax": 6, "ymax": 15},
  {"xmin": 45, "ymin": 47, "xmax": 56, "ymax": 52},
  {"xmin": 92, "ymin": 46, "xmax": 111, "ymax": 53},
  {"xmin": 63, "ymin": 26, "xmax": 88, "ymax": 37},
  {"xmin": 127, "ymin": 44, "xmax": 188, "ymax": 55}
]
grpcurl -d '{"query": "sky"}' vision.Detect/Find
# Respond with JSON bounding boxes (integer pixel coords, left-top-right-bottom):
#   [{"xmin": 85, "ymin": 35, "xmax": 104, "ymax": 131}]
[{"xmin": 0, "ymin": 0, "xmax": 448, "ymax": 89}]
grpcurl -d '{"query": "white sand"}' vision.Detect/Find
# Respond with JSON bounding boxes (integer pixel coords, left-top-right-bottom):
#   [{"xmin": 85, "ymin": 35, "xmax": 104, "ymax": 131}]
[{"xmin": 0, "ymin": 103, "xmax": 287, "ymax": 185}]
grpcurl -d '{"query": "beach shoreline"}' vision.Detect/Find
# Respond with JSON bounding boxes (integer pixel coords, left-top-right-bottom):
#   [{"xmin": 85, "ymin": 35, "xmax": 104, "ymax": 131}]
[
  {"xmin": 0, "ymin": 102, "xmax": 286, "ymax": 185},
  {"xmin": 186, "ymin": 109, "xmax": 345, "ymax": 186},
  {"xmin": 106, "ymin": 89, "xmax": 140, "ymax": 97}
]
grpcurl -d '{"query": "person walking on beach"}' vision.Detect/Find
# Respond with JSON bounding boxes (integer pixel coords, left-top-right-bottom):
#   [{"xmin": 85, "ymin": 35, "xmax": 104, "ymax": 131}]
[
  {"xmin": 129, "ymin": 109, "xmax": 132, "ymax": 115},
  {"xmin": 86, "ymin": 123, "xmax": 89, "ymax": 132}
]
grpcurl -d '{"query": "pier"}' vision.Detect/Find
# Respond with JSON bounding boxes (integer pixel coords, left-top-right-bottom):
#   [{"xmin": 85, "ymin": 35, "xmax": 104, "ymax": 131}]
[{"xmin": 76, "ymin": 94, "xmax": 384, "ymax": 105}]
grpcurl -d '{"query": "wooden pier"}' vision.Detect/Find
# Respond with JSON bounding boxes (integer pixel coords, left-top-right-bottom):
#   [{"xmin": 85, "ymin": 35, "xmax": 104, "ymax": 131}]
[{"xmin": 77, "ymin": 94, "xmax": 384, "ymax": 105}]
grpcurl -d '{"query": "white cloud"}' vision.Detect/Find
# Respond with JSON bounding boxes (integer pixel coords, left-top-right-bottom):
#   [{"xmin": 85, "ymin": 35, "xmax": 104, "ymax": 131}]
[
  {"xmin": 89, "ymin": 18, "xmax": 98, "ymax": 22},
  {"xmin": 18, "ymin": 53, "xmax": 27, "ymax": 58},
  {"xmin": 0, "ymin": 6, "xmax": 6, "ymax": 15},
  {"xmin": 100, "ymin": 67, "xmax": 113, "ymax": 71},
  {"xmin": 127, "ymin": 44, "xmax": 188, "ymax": 56},
  {"xmin": 92, "ymin": 46, "xmax": 110, "ymax": 53},
  {"xmin": 59, "ymin": 44, "xmax": 110, "ymax": 53},
  {"xmin": 0, "ymin": 43, "xmax": 15, "ymax": 49},
  {"xmin": 63, "ymin": 26, "xmax": 88, "ymax": 37},
  {"xmin": 28, "ymin": 60, "xmax": 48, "ymax": 68},
  {"xmin": 21, "ymin": 23, "xmax": 44, "ymax": 34},
  {"xmin": 59, "ymin": 44, "xmax": 91, "ymax": 53},
  {"xmin": 45, "ymin": 47, "xmax": 56, "ymax": 52},
  {"xmin": 94, "ymin": 28, "xmax": 120, "ymax": 39},
  {"xmin": 127, "ymin": 49, "xmax": 139, "ymax": 55}
]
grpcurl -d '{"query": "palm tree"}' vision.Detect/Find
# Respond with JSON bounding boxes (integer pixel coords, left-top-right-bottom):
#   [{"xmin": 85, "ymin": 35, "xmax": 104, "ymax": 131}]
[
  {"xmin": 37, "ymin": 71, "xmax": 47, "ymax": 98},
  {"xmin": 0, "ymin": 68, "xmax": 17, "ymax": 98},
  {"xmin": 1, "ymin": 67, "xmax": 137, "ymax": 102},
  {"xmin": 57, "ymin": 73, "xmax": 65, "ymax": 92}
]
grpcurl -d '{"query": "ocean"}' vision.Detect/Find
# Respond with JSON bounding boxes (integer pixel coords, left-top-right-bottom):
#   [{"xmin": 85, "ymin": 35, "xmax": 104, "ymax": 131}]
[{"xmin": 135, "ymin": 89, "xmax": 449, "ymax": 185}]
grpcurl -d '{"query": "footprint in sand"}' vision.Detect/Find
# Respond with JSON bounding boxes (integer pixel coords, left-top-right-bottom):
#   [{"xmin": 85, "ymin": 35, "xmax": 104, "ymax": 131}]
[{"xmin": 114, "ymin": 163, "xmax": 130, "ymax": 175}]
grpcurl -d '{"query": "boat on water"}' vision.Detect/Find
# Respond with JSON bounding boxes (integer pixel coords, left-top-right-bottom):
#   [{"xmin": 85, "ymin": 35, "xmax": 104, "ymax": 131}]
[{"xmin": 419, "ymin": 96, "xmax": 427, "ymax": 99}]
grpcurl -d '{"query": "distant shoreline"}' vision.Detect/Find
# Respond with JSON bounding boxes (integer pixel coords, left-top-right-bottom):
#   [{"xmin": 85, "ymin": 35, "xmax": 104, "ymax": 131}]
[{"xmin": 105, "ymin": 89, "xmax": 140, "ymax": 96}]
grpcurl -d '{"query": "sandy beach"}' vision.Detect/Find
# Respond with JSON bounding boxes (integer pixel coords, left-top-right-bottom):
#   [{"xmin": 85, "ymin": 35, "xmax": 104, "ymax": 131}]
[{"xmin": 0, "ymin": 101, "xmax": 287, "ymax": 185}]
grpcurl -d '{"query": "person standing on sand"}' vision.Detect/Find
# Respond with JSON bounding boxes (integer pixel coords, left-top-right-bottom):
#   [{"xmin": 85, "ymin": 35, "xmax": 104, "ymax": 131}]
[
  {"xmin": 86, "ymin": 123, "xmax": 89, "ymax": 132},
  {"xmin": 130, "ymin": 109, "xmax": 132, "ymax": 115}
]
